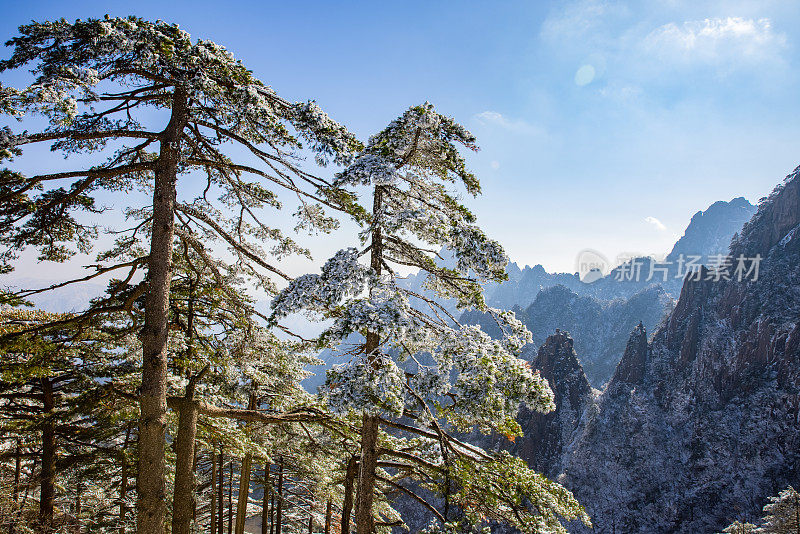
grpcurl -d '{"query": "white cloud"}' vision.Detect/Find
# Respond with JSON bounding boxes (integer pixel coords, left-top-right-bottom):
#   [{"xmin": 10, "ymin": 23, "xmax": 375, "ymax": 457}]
[
  {"xmin": 540, "ymin": 2, "xmax": 791, "ymax": 93},
  {"xmin": 643, "ymin": 17, "xmax": 786, "ymax": 66},
  {"xmin": 490, "ymin": 160, "xmax": 500, "ymax": 169},
  {"xmin": 644, "ymin": 216, "xmax": 667, "ymax": 231},
  {"xmin": 474, "ymin": 111, "xmax": 546, "ymax": 136}
]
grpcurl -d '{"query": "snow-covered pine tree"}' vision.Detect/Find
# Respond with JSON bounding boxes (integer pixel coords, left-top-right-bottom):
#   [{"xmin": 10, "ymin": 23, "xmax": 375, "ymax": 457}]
[
  {"xmin": 271, "ymin": 103, "xmax": 589, "ymax": 534},
  {"xmin": 760, "ymin": 486, "xmax": 800, "ymax": 534},
  {"xmin": 0, "ymin": 16, "xmax": 360, "ymax": 532},
  {"xmin": 721, "ymin": 520, "xmax": 759, "ymax": 534},
  {"xmin": 99, "ymin": 242, "xmax": 334, "ymax": 534}
]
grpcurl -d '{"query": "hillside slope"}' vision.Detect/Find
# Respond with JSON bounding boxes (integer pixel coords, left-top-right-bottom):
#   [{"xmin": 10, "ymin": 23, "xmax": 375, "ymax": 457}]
[{"xmin": 555, "ymin": 168, "xmax": 800, "ymax": 533}]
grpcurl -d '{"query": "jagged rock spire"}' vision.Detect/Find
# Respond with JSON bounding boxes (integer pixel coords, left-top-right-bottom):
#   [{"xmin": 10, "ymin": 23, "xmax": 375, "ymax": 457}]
[
  {"xmin": 509, "ymin": 330, "xmax": 592, "ymax": 476},
  {"xmin": 559, "ymin": 168, "xmax": 800, "ymax": 533},
  {"xmin": 609, "ymin": 322, "xmax": 648, "ymax": 389}
]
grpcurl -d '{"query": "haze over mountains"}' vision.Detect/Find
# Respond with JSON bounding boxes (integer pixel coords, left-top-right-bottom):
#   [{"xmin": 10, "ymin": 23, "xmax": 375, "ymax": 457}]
[
  {"xmin": 484, "ymin": 196, "xmax": 756, "ymax": 308},
  {"xmin": 459, "ymin": 196, "xmax": 755, "ymax": 387}
]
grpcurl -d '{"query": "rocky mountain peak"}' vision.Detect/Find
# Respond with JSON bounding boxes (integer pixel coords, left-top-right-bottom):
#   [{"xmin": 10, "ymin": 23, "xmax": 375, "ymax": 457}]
[
  {"xmin": 731, "ymin": 165, "xmax": 800, "ymax": 258},
  {"xmin": 608, "ymin": 322, "xmax": 648, "ymax": 388},
  {"xmin": 533, "ymin": 329, "xmax": 589, "ymax": 394},
  {"xmin": 666, "ymin": 196, "xmax": 756, "ymax": 263},
  {"xmin": 558, "ymin": 168, "xmax": 800, "ymax": 533},
  {"xmin": 504, "ymin": 330, "xmax": 593, "ymax": 476}
]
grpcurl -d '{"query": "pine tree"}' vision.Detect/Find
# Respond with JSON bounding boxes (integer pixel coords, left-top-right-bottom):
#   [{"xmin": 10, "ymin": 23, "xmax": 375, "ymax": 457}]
[
  {"xmin": 0, "ymin": 16, "xmax": 360, "ymax": 532},
  {"xmin": 721, "ymin": 520, "xmax": 758, "ymax": 534},
  {"xmin": 0, "ymin": 308, "xmax": 133, "ymax": 533},
  {"xmin": 760, "ymin": 486, "xmax": 800, "ymax": 534},
  {"xmin": 271, "ymin": 103, "xmax": 589, "ymax": 533},
  {"xmin": 99, "ymin": 242, "xmax": 334, "ymax": 533}
]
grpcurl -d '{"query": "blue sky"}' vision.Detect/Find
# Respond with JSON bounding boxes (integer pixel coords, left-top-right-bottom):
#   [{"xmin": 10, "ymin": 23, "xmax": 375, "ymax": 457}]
[{"xmin": 2, "ymin": 0, "xmax": 800, "ymax": 275}]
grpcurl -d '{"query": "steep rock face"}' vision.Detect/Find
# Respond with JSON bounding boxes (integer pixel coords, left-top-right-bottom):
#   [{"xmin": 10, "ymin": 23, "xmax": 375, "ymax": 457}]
[
  {"xmin": 510, "ymin": 331, "xmax": 594, "ymax": 477},
  {"xmin": 525, "ymin": 286, "xmax": 671, "ymax": 387},
  {"xmin": 667, "ymin": 197, "xmax": 756, "ymax": 265},
  {"xmin": 560, "ymin": 168, "xmax": 800, "ymax": 533},
  {"xmin": 463, "ymin": 285, "xmax": 672, "ymax": 387},
  {"xmin": 609, "ymin": 322, "xmax": 648, "ymax": 387}
]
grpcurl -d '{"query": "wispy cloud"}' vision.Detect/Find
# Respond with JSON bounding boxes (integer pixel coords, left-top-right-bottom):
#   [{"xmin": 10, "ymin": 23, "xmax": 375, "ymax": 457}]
[
  {"xmin": 540, "ymin": 0, "xmax": 627, "ymax": 45},
  {"xmin": 642, "ymin": 17, "xmax": 786, "ymax": 67},
  {"xmin": 644, "ymin": 216, "xmax": 667, "ymax": 231},
  {"xmin": 474, "ymin": 111, "xmax": 546, "ymax": 136}
]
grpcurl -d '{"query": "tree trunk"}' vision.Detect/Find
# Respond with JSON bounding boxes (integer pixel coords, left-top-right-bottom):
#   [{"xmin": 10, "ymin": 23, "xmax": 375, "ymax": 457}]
[
  {"xmin": 10, "ymin": 439, "xmax": 21, "ymax": 534},
  {"xmin": 235, "ymin": 392, "xmax": 258, "ymax": 534},
  {"xmin": 269, "ymin": 494, "xmax": 275, "ymax": 534},
  {"xmin": 193, "ymin": 447, "xmax": 199, "ymax": 527},
  {"xmin": 137, "ymin": 85, "xmax": 189, "ymax": 534},
  {"xmin": 228, "ymin": 462, "xmax": 233, "ymax": 534},
  {"xmin": 341, "ymin": 457, "xmax": 357, "ymax": 534},
  {"xmin": 355, "ymin": 415, "xmax": 379, "ymax": 534},
  {"xmin": 39, "ymin": 376, "xmax": 56, "ymax": 534},
  {"xmin": 119, "ymin": 426, "xmax": 131, "ymax": 534},
  {"xmin": 308, "ymin": 513, "xmax": 313, "ymax": 534},
  {"xmin": 355, "ymin": 185, "xmax": 384, "ymax": 534},
  {"xmin": 211, "ymin": 448, "xmax": 217, "ymax": 534},
  {"xmin": 275, "ymin": 458, "xmax": 283, "ymax": 534},
  {"xmin": 218, "ymin": 450, "xmax": 225, "ymax": 534},
  {"xmin": 234, "ymin": 453, "xmax": 252, "ymax": 534},
  {"xmin": 172, "ymin": 399, "xmax": 199, "ymax": 534},
  {"xmin": 324, "ymin": 501, "xmax": 331, "ymax": 534},
  {"xmin": 261, "ymin": 463, "xmax": 270, "ymax": 534}
]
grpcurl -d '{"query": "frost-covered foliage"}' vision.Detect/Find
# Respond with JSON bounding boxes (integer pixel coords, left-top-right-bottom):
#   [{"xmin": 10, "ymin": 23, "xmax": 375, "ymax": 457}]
[
  {"xmin": 147, "ymin": 246, "xmax": 319, "ymax": 454},
  {"xmin": 453, "ymin": 452, "xmax": 590, "ymax": 534},
  {"xmin": 0, "ymin": 16, "xmax": 358, "ymax": 163},
  {"xmin": 722, "ymin": 521, "xmax": 759, "ymax": 534},
  {"xmin": 273, "ymin": 103, "xmax": 553, "ymax": 433},
  {"xmin": 0, "ymin": 15, "xmax": 361, "ymax": 282},
  {"xmin": 759, "ymin": 486, "xmax": 800, "ymax": 534},
  {"xmin": 0, "ymin": 308, "xmax": 139, "ymax": 533},
  {"xmin": 716, "ymin": 486, "xmax": 800, "ymax": 533},
  {"xmin": 334, "ymin": 102, "xmax": 507, "ymax": 307},
  {"xmin": 271, "ymin": 247, "xmax": 369, "ymax": 320},
  {"xmin": 271, "ymin": 103, "xmax": 588, "ymax": 533}
]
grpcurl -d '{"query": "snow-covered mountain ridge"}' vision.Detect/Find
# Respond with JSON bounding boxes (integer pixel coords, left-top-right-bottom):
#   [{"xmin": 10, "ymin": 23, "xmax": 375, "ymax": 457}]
[{"xmin": 520, "ymin": 168, "xmax": 800, "ymax": 533}]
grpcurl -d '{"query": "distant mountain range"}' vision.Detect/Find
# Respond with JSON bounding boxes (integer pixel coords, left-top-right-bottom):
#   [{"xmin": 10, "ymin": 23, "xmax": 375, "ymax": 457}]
[
  {"xmin": 506, "ymin": 170, "xmax": 800, "ymax": 532},
  {"xmin": 483, "ymin": 196, "xmax": 756, "ymax": 309},
  {"xmin": 303, "ymin": 196, "xmax": 756, "ymax": 392},
  {"xmin": 461, "ymin": 285, "xmax": 672, "ymax": 387},
  {"xmin": 459, "ymin": 196, "xmax": 755, "ymax": 387}
]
